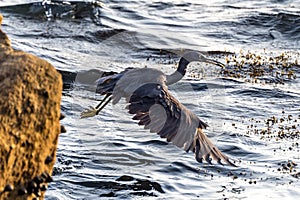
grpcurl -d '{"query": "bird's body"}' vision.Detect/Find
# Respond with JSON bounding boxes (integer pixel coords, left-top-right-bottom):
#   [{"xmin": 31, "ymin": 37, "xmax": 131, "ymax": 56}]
[
  {"xmin": 106, "ymin": 68, "xmax": 167, "ymax": 104},
  {"xmin": 81, "ymin": 51, "xmax": 236, "ymax": 166}
]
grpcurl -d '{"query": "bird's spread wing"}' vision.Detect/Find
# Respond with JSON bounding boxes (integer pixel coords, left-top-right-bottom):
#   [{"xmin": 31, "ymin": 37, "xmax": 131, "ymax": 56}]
[{"xmin": 127, "ymin": 83, "xmax": 236, "ymax": 166}]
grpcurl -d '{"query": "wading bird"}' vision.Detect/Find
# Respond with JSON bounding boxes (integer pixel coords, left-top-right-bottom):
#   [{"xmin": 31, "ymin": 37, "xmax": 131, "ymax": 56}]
[{"xmin": 81, "ymin": 51, "xmax": 236, "ymax": 166}]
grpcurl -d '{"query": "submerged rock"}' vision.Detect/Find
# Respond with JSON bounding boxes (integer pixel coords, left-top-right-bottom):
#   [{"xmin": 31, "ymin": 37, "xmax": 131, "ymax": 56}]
[{"xmin": 0, "ymin": 14, "xmax": 62, "ymax": 200}]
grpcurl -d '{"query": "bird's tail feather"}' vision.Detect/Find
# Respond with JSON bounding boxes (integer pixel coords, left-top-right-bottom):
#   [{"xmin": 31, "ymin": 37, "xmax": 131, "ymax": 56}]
[{"xmin": 96, "ymin": 68, "xmax": 132, "ymax": 95}]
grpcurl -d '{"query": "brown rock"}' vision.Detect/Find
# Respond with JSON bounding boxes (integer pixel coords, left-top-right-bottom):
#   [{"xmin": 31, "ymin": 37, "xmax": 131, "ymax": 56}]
[{"xmin": 0, "ymin": 15, "xmax": 62, "ymax": 200}]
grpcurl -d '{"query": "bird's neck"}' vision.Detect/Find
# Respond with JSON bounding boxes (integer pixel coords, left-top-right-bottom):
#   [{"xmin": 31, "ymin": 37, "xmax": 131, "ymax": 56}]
[
  {"xmin": 166, "ymin": 57, "xmax": 189, "ymax": 85},
  {"xmin": 166, "ymin": 71, "xmax": 184, "ymax": 85},
  {"xmin": 177, "ymin": 57, "xmax": 190, "ymax": 76}
]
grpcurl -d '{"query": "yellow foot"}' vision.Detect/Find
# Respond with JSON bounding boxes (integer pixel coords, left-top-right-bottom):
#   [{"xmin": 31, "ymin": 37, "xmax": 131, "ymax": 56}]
[{"xmin": 80, "ymin": 106, "xmax": 98, "ymax": 118}]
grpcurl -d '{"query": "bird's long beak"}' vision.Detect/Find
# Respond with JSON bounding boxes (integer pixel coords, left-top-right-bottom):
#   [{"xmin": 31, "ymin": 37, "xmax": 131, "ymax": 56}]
[{"xmin": 204, "ymin": 58, "xmax": 225, "ymax": 68}]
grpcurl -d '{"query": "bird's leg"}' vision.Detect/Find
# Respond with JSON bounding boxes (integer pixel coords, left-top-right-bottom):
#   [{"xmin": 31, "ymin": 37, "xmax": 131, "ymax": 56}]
[
  {"xmin": 95, "ymin": 94, "xmax": 111, "ymax": 109},
  {"xmin": 80, "ymin": 94, "xmax": 111, "ymax": 118},
  {"xmin": 95, "ymin": 97, "xmax": 112, "ymax": 115}
]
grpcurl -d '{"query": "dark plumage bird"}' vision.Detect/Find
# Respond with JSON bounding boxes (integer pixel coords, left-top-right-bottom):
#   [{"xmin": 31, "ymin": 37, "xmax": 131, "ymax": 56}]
[{"xmin": 81, "ymin": 51, "xmax": 236, "ymax": 166}]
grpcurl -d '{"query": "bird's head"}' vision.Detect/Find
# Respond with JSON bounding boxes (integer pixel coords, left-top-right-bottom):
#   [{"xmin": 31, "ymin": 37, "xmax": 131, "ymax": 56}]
[{"xmin": 182, "ymin": 51, "xmax": 225, "ymax": 68}]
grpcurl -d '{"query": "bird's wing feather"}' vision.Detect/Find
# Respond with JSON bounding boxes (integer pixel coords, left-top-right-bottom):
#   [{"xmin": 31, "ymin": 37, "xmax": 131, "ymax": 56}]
[{"xmin": 128, "ymin": 83, "xmax": 236, "ymax": 166}]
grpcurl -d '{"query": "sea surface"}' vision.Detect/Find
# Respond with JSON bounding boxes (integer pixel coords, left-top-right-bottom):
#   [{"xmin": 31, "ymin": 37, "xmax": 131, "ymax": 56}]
[{"xmin": 0, "ymin": 0, "xmax": 300, "ymax": 199}]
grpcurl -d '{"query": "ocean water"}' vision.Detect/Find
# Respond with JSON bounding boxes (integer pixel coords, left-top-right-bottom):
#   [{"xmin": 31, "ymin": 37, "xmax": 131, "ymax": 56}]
[{"xmin": 0, "ymin": 0, "xmax": 300, "ymax": 199}]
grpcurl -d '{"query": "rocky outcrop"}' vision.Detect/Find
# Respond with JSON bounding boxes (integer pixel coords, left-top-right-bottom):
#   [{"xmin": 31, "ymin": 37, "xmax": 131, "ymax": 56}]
[{"xmin": 0, "ymin": 14, "xmax": 63, "ymax": 200}]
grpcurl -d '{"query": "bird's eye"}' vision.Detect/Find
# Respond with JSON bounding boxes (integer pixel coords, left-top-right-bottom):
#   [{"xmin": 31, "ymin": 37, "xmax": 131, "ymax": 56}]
[{"xmin": 104, "ymin": 79, "xmax": 111, "ymax": 84}]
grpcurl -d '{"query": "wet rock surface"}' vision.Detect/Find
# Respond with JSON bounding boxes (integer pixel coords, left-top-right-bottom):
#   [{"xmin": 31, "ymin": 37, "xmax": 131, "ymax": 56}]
[{"xmin": 0, "ymin": 15, "xmax": 62, "ymax": 200}]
